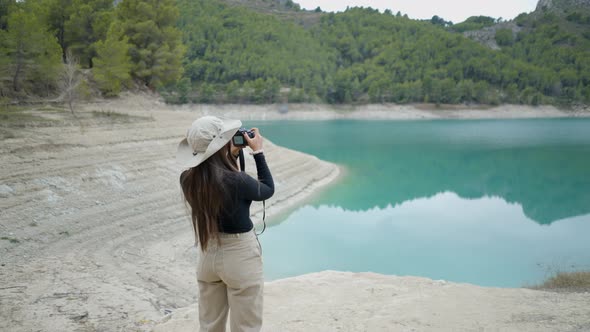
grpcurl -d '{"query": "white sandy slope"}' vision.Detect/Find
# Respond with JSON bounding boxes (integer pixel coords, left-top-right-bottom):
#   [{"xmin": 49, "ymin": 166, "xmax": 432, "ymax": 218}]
[
  {"xmin": 165, "ymin": 100, "xmax": 590, "ymax": 120},
  {"xmin": 0, "ymin": 98, "xmax": 338, "ymax": 332},
  {"xmin": 89, "ymin": 92, "xmax": 590, "ymax": 121},
  {"xmin": 2, "ymin": 94, "xmax": 589, "ymax": 332},
  {"xmin": 154, "ymin": 271, "xmax": 590, "ymax": 332}
]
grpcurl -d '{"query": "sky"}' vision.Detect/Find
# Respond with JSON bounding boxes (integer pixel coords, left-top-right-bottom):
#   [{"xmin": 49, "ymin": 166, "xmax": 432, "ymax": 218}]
[{"xmin": 295, "ymin": 0, "xmax": 540, "ymax": 24}]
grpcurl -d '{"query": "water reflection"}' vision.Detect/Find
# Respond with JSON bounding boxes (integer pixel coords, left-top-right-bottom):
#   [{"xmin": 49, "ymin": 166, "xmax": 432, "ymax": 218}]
[
  {"xmin": 314, "ymin": 144, "xmax": 590, "ymax": 224},
  {"xmin": 254, "ymin": 119, "xmax": 590, "ymax": 224},
  {"xmin": 261, "ymin": 192, "xmax": 590, "ymax": 287},
  {"xmin": 253, "ymin": 119, "xmax": 590, "ymax": 287}
]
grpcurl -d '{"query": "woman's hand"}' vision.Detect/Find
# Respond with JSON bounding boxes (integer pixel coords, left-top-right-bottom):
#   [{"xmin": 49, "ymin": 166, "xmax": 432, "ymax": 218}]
[{"xmin": 244, "ymin": 128, "xmax": 263, "ymax": 151}]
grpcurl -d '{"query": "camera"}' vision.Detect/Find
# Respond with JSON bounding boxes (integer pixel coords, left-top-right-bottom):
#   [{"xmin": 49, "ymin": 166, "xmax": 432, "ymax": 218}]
[{"xmin": 232, "ymin": 128, "xmax": 255, "ymax": 147}]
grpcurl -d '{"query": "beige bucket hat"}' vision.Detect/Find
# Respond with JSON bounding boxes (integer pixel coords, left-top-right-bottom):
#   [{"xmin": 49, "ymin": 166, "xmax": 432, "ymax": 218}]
[{"xmin": 176, "ymin": 116, "xmax": 242, "ymax": 169}]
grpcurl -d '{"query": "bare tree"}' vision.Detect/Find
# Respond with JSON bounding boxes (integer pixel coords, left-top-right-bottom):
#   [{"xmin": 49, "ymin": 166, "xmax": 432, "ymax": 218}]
[{"xmin": 59, "ymin": 49, "xmax": 80, "ymax": 114}]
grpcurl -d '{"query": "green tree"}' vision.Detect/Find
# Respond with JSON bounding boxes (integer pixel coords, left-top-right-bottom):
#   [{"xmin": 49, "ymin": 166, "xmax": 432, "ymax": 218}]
[
  {"xmin": 64, "ymin": 0, "xmax": 113, "ymax": 68},
  {"xmin": 495, "ymin": 29, "xmax": 514, "ymax": 47},
  {"xmin": 430, "ymin": 15, "xmax": 452, "ymax": 27},
  {"xmin": 198, "ymin": 82, "xmax": 215, "ymax": 103},
  {"xmin": 287, "ymin": 87, "xmax": 305, "ymax": 103},
  {"xmin": 92, "ymin": 23, "xmax": 131, "ymax": 97},
  {"xmin": 251, "ymin": 78, "xmax": 266, "ymax": 104},
  {"xmin": 457, "ymin": 80, "xmax": 474, "ymax": 102},
  {"xmin": 225, "ymin": 80, "xmax": 240, "ymax": 103},
  {"xmin": 43, "ymin": 0, "xmax": 75, "ymax": 63},
  {"xmin": 175, "ymin": 77, "xmax": 190, "ymax": 103},
  {"xmin": 502, "ymin": 83, "xmax": 517, "ymax": 103},
  {"xmin": 450, "ymin": 16, "xmax": 496, "ymax": 32},
  {"xmin": 0, "ymin": 0, "xmax": 17, "ymax": 30},
  {"xmin": 0, "ymin": 5, "xmax": 61, "ymax": 96},
  {"xmin": 440, "ymin": 78, "xmax": 459, "ymax": 103},
  {"xmin": 264, "ymin": 78, "xmax": 281, "ymax": 103},
  {"xmin": 115, "ymin": 0, "xmax": 185, "ymax": 88}
]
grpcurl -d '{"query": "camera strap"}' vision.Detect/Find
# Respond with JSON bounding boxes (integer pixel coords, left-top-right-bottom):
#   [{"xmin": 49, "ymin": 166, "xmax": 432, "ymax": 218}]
[
  {"xmin": 258, "ymin": 201, "xmax": 266, "ymax": 236},
  {"xmin": 238, "ymin": 149, "xmax": 245, "ymax": 172},
  {"xmin": 238, "ymin": 149, "xmax": 266, "ymax": 236}
]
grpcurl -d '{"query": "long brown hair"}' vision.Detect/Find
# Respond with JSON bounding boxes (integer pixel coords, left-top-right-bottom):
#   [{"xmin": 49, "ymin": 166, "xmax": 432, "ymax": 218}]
[{"xmin": 180, "ymin": 143, "xmax": 238, "ymax": 251}]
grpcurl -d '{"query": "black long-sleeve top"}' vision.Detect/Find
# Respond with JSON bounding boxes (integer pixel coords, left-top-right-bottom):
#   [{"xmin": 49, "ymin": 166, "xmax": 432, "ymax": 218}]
[{"xmin": 219, "ymin": 153, "xmax": 274, "ymax": 233}]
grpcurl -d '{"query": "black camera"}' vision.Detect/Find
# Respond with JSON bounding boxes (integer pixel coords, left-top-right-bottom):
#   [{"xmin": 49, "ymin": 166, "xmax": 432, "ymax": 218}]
[{"xmin": 232, "ymin": 128, "xmax": 255, "ymax": 147}]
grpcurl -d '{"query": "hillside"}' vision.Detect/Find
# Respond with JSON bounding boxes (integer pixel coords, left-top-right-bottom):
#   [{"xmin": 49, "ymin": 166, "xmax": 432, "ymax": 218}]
[
  {"xmin": 167, "ymin": 0, "xmax": 589, "ymax": 106},
  {"xmin": 218, "ymin": 0, "xmax": 322, "ymax": 27},
  {"xmin": 0, "ymin": 0, "xmax": 588, "ymax": 106},
  {"xmin": 462, "ymin": 0, "xmax": 590, "ymax": 55},
  {"xmin": 536, "ymin": 0, "xmax": 590, "ymax": 13},
  {"xmin": 454, "ymin": 0, "xmax": 590, "ymax": 107}
]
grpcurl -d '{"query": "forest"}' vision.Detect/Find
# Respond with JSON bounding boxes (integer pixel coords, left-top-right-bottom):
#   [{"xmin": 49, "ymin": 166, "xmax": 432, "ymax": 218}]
[{"xmin": 1, "ymin": 0, "xmax": 589, "ymax": 106}]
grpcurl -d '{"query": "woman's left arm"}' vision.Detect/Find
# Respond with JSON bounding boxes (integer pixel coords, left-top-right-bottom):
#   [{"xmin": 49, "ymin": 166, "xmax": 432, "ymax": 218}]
[{"xmin": 237, "ymin": 153, "xmax": 274, "ymax": 201}]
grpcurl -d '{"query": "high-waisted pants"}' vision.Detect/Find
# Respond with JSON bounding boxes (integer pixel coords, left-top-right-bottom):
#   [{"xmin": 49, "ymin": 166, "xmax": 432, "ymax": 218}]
[{"xmin": 197, "ymin": 230, "xmax": 263, "ymax": 332}]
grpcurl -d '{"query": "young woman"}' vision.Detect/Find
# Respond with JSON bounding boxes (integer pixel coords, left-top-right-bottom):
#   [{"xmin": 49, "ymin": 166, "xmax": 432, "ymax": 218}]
[{"xmin": 177, "ymin": 116, "xmax": 274, "ymax": 332}]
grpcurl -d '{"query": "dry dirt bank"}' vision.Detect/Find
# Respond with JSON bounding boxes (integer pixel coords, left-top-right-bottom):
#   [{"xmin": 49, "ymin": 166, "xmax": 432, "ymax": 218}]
[
  {"xmin": 165, "ymin": 100, "xmax": 589, "ymax": 120},
  {"xmin": 2, "ymin": 94, "xmax": 589, "ymax": 332},
  {"xmin": 80, "ymin": 93, "xmax": 590, "ymax": 121},
  {"xmin": 154, "ymin": 271, "xmax": 590, "ymax": 332},
  {"xmin": 0, "ymin": 98, "xmax": 339, "ymax": 332}
]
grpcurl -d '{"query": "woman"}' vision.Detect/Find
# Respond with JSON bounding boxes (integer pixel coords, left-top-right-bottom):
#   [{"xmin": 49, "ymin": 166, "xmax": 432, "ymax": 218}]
[{"xmin": 177, "ymin": 116, "xmax": 274, "ymax": 332}]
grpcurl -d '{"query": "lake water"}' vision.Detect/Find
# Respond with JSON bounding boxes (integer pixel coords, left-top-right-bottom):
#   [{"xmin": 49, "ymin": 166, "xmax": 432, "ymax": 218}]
[{"xmin": 250, "ymin": 118, "xmax": 590, "ymax": 287}]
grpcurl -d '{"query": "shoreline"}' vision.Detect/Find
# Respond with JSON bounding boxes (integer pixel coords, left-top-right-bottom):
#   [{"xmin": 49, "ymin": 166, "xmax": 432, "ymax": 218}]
[
  {"xmin": 194, "ymin": 103, "xmax": 590, "ymax": 121},
  {"xmin": 154, "ymin": 270, "xmax": 590, "ymax": 332},
  {"xmin": 81, "ymin": 93, "xmax": 590, "ymax": 121}
]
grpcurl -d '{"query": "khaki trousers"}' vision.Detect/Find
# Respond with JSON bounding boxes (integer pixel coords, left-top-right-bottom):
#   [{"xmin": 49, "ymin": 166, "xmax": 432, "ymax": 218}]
[{"xmin": 197, "ymin": 230, "xmax": 263, "ymax": 332}]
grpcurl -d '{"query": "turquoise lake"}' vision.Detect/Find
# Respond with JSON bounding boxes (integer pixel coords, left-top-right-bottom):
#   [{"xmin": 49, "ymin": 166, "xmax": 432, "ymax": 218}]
[{"xmin": 250, "ymin": 118, "xmax": 590, "ymax": 287}]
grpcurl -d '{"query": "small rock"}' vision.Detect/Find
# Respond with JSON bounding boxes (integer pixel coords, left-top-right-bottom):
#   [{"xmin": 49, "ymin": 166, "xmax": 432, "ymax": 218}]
[
  {"xmin": 70, "ymin": 312, "xmax": 88, "ymax": 321},
  {"xmin": 0, "ymin": 184, "xmax": 14, "ymax": 198}
]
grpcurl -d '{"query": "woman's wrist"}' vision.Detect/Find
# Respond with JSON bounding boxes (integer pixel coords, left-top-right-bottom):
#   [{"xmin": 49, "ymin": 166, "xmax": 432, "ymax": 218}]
[{"xmin": 250, "ymin": 149, "xmax": 264, "ymax": 155}]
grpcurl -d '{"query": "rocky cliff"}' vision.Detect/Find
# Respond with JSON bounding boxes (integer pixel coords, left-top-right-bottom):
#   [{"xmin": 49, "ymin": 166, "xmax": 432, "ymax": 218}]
[
  {"xmin": 536, "ymin": 0, "xmax": 590, "ymax": 12},
  {"xmin": 465, "ymin": 0, "xmax": 590, "ymax": 49},
  {"xmin": 463, "ymin": 22, "xmax": 522, "ymax": 50}
]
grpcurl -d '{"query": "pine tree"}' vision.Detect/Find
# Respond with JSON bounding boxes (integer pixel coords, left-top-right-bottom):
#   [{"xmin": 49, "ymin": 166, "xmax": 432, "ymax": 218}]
[
  {"xmin": 0, "ymin": 0, "xmax": 16, "ymax": 30},
  {"xmin": 114, "ymin": 0, "xmax": 185, "ymax": 88},
  {"xmin": 64, "ymin": 0, "xmax": 114, "ymax": 68},
  {"xmin": 92, "ymin": 22, "xmax": 132, "ymax": 97},
  {"xmin": 0, "ymin": 5, "xmax": 61, "ymax": 96},
  {"xmin": 44, "ymin": 0, "xmax": 75, "ymax": 63}
]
